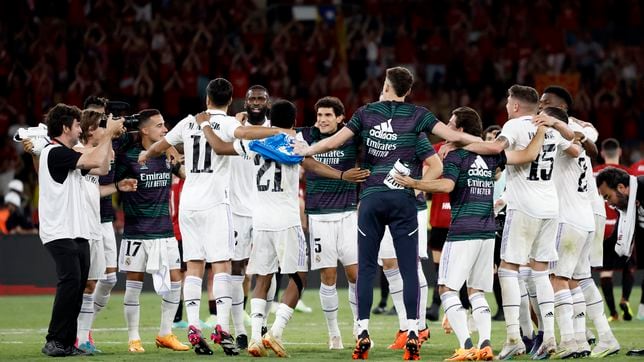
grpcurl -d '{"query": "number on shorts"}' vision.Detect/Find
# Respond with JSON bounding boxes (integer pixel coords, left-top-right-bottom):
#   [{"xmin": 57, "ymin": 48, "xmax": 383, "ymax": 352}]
[
  {"xmin": 190, "ymin": 135, "xmax": 213, "ymax": 173},
  {"xmin": 254, "ymin": 154, "xmax": 283, "ymax": 192},
  {"xmin": 125, "ymin": 241, "xmax": 142, "ymax": 257},
  {"xmin": 314, "ymin": 238, "xmax": 322, "ymax": 253},
  {"xmin": 527, "ymin": 144, "xmax": 555, "ymax": 181}
]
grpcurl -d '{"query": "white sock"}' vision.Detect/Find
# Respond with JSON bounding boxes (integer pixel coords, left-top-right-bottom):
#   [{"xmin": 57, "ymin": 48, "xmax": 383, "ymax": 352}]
[
  {"xmin": 160, "ymin": 281, "xmax": 182, "ymax": 336},
  {"xmin": 407, "ymin": 319, "xmax": 419, "ymax": 336},
  {"xmin": 348, "ymin": 282, "xmax": 358, "ymax": 335},
  {"xmin": 264, "ymin": 275, "xmax": 277, "ymax": 327},
  {"xmin": 319, "ymin": 283, "xmax": 341, "ymax": 337},
  {"xmin": 518, "ymin": 278, "xmax": 534, "ymax": 339},
  {"xmin": 554, "ymin": 289, "xmax": 574, "ymax": 341},
  {"xmin": 184, "ymin": 276, "xmax": 202, "ymax": 328},
  {"xmin": 418, "ymin": 266, "xmax": 428, "ymax": 330},
  {"xmin": 441, "ymin": 291, "xmax": 471, "ymax": 348},
  {"xmin": 526, "ymin": 275, "xmax": 543, "ymax": 331},
  {"xmin": 77, "ymin": 293, "xmax": 94, "ymax": 344},
  {"xmin": 231, "ymin": 275, "xmax": 246, "ymax": 336},
  {"xmin": 213, "ymin": 273, "xmax": 232, "ymax": 332},
  {"xmin": 498, "ymin": 268, "xmax": 521, "ymax": 340},
  {"xmin": 532, "ymin": 269, "xmax": 555, "ymax": 341},
  {"xmin": 571, "ymin": 286, "xmax": 587, "ymax": 343},
  {"xmin": 469, "ymin": 292, "xmax": 491, "ymax": 347},
  {"xmin": 579, "ymin": 278, "xmax": 614, "ymax": 341},
  {"xmin": 250, "ymin": 298, "xmax": 266, "ymax": 343},
  {"xmin": 93, "ymin": 272, "xmax": 117, "ymax": 316},
  {"xmin": 357, "ymin": 319, "xmax": 369, "ymax": 335},
  {"xmin": 124, "ymin": 280, "xmax": 143, "ymax": 341},
  {"xmin": 270, "ymin": 303, "xmax": 294, "ymax": 339},
  {"xmin": 384, "ymin": 268, "xmax": 407, "ymax": 331}
]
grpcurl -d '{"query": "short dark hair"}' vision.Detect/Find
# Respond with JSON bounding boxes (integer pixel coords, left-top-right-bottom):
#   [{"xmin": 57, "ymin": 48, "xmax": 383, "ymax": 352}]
[
  {"xmin": 138, "ymin": 109, "xmax": 162, "ymax": 128},
  {"xmin": 596, "ymin": 167, "xmax": 630, "ymax": 190},
  {"xmin": 452, "ymin": 106, "xmax": 482, "ymax": 137},
  {"xmin": 541, "ymin": 106, "xmax": 568, "ymax": 123},
  {"xmin": 543, "ymin": 86, "xmax": 573, "ymax": 109},
  {"xmin": 83, "ymin": 96, "xmax": 108, "ymax": 110},
  {"xmin": 207, "ymin": 78, "xmax": 233, "ymax": 107},
  {"xmin": 80, "ymin": 110, "xmax": 103, "ymax": 143},
  {"xmin": 385, "ymin": 67, "xmax": 414, "ymax": 97},
  {"xmin": 46, "ymin": 103, "xmax": 82, "ymax": 138},
  {"xmin": 314, "ymin": 96, "xmax": 345, "ymax": 117},
  {"xmin": 508, "ymin": 84, "xmax": 539, "ymax": 105},
  {"xmin": 483, "ymin": 125, "xmax": 501, "ymax": 137},
  {"xmin": 601, "ymin": 138, "xmax": 620, "ymax": 152},
  {"xmin": 270, "ymin": 100, "xmax": 296, "ymax": 129},
  {"xmin": 246, "ymin": 85, "xmax": 269, "ymax": 98}
]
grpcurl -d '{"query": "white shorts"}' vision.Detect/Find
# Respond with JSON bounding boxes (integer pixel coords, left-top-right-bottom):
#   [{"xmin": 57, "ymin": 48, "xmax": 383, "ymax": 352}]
[
  {"xmin": 232, "ymin": 214, "xmax": 253, "ymax": 261},
  {"xmin": 438, "ymin": 239, "xmax": 495, "ymax": 292},
  {"xmin": 180, "ymin": 204, "xmax": 234, "ymax": 263},
  {"xmin": 500, "ymin": 209, "xmax": 558, "ymax": 264},
  {"xmin": 309, "ymin": 211, "xmax": 358, "ymax": 270},
  {"xmin": 118, "ymin": 237, "xmax": 182, "ymax": 273},
  {"xmin": 88, "ymin": 238, "xmax": 106, "ymax": 280},
  {"xmin": 378, "ymin": 209, "xmax": 428, "ymax": 264},
  {"xmin": 589, "ymin": 214, "xmax": 605, "ymax": 268},
  {"xmin": 102, "ymin": 222, "xmax": 117, "ymax": 268},
  {"xmin": 550, "ymin": 223, "xmax": 593, "ymax": 279},
  {"xmin": 246, "ymin": 226, "xmax": 308, "ymax": 275}
]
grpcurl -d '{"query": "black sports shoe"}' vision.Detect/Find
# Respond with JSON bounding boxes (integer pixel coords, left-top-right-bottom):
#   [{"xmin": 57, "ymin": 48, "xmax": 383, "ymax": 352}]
[
  {"xmin": 211, "ymin": 324, "xmax": 240, "ymax": 356},
  {"xmin": 426, "ymin": 304, "xmax": 439, "ymax": 322},
  {"xmin": 236, "ymin": 334, "xmax": 248, "ymax": 350},
  {"xmin": 41, "ymin": 340, "xmax": 67, "ymax": 357},
  {"xmin": 65, "ymin": 345, "xmax": 91, "ymax": 356},
  {"xmin": 187, "ymin": 325, "xmax": 213, "ymax": 355},
  {"xmin": 352, "ymin": 330, "xmax": 371, "ymax": 360},
  {"xmin": 620, "ymin": 302, "xmax": 633, "ymax": 321}
]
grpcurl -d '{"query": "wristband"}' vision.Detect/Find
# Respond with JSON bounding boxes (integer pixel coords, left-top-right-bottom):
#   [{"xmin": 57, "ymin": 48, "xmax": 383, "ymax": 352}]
[
  {"xmin": 115, "ymin": 181, "xmax": 121, "ymax": 192},
  {"xmin": 340, "ymin": 171, "xmax": 345, "ymax": 180},
  {"xmin": 199, "ymin": 121, "xmax": 211, "ymax": 130}
]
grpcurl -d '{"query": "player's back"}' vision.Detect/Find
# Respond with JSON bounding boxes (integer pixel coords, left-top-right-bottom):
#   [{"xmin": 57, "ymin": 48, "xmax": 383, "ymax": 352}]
[
  {"xmin": 501, "ymin": 116, "xmax": 568, "ymax": 219},
  {"xmin": 165, "ymin": 112, "xmax": 240, "ymax": 211},
  {"xmin": 251, "ymin": 154, "xmax": 301, "ymax": 231},
  {"xmin": 553, "ymin": 122, "xmax": 594, "ymax": 231}
]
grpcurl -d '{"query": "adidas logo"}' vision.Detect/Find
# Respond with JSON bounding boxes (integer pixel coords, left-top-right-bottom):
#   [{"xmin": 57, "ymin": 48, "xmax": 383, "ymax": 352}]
[
  {"xmin": 544, "ymin": 312, "xmax": 554, "ymax": 318},
  {"xmin": 187, "ymin": 301, "xmax": 197, "ymax": 306},
  {"xmin": 468, "ymin": 155, "xmax": 492, "ymax": 177},
  {"xmin": 369, "ymin": 119, "xmax": 398, "ymax": 140}
]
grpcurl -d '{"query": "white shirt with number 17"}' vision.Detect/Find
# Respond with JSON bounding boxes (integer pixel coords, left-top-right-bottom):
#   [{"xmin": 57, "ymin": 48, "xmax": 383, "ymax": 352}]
[
  {"xmin": 164, "ymin": 109, "xmax": 240, "ymax": 211},
  {"xmin": 499, "ymin": 116, "xmax": 573, "ymax": 219}
]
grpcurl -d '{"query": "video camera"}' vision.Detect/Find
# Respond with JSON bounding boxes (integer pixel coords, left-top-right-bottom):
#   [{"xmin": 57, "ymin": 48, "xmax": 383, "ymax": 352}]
[{"xmin": 100, "ymin": 101, "xmax": 140, "ymax": 131}]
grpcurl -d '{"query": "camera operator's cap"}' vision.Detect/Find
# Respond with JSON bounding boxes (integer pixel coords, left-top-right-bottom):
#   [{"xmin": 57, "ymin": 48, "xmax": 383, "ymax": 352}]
[
  {"xmin": 8, "ymin": 180, "xmax": 23, "ymax": 194},
  {"xmin": 4, "ymin": 192, "xmax": 20, "ymax": 208}
]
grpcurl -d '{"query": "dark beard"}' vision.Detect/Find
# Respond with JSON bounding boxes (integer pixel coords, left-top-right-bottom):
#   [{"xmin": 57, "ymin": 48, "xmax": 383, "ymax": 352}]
[
  {"xmin": 246, "ymin": 107, "xmax": 267, "ymax": 125},
  {"xmin": 616, "ymin": 191, "xmax": 629, "ymax": 211}
]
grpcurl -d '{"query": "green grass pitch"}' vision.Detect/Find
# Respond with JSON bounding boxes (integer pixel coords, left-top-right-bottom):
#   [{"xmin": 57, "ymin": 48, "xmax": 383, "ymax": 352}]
[{"xmin": 0, "ymin": 288, "xmax": 641, "ymax": 360}]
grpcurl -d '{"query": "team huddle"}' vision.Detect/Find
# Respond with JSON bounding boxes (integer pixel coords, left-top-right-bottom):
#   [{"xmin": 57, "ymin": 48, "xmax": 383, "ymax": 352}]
[{"xmin": 33, "ymin": 66, "xmax": 632, "ymax": 360}]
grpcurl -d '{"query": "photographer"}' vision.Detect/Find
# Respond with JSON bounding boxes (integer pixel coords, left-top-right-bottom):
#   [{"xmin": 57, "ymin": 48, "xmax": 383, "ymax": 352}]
[{"xmin": 39, "ymin": 103, "xmax": 123, "ymax": 357}]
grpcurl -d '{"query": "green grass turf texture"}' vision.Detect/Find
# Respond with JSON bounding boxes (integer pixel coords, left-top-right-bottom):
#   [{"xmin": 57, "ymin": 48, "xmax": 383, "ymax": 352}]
[{"xmin": 0, "ymin": 288, "xmax": 641, "ymax": 361}]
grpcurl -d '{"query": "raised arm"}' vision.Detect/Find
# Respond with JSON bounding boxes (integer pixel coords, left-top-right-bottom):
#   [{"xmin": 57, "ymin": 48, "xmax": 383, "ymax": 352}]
[
  {"xmin": 296, "ymin": 127, "xmax": 355, "ymax": 156},
  {"xmin": 505, "ymin": 125, "xmax": 546, "ymax": 165},
  {"xmin": 77, "ymin": 117, "xmax": 124, "ymax": 171}
]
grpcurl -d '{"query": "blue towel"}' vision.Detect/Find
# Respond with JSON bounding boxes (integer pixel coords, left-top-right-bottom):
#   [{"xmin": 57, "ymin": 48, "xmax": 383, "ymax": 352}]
[{"xmin": 249, "ymin": 133, "xmax": 304, "ymax": 165}]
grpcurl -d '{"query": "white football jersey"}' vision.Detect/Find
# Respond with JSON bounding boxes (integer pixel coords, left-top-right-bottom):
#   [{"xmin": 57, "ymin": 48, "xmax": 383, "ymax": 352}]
[
  {"xmin": 229, "ymin": 119, "xmax": 269, "ymax": 217},
  {"xmin": 499, "ymin": 116, "xmax": 573, "ymax": 218},
  {"xmin": 235, "ymin": 134, "xmax": 302, "ymax": 231},
  {"xmin": 75, "ymin": 143, "xmax": 101, "ymax": 239},
  {"xmin": 165, "ymin": 109, "xmax": 240, "ymax": 211},
  {"xmin": 577, "ymin": 122, "xmax": 606, "ymax": 217},
  {"xmin": 553, "ymin": 122, "xmax": 594, "ymax": 231}
]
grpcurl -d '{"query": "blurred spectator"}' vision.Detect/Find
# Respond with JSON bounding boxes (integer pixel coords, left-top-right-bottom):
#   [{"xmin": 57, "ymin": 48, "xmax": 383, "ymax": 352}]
[{"xmin": 0, "ymin": 191, "xmax": 36, "ymax": 234}]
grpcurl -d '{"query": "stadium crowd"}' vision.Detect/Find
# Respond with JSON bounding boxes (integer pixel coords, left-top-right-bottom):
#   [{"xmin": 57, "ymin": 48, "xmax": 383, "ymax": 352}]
[{"xmin": 1, "ymin": 0, "xmax": 643, "ymax": 361}]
